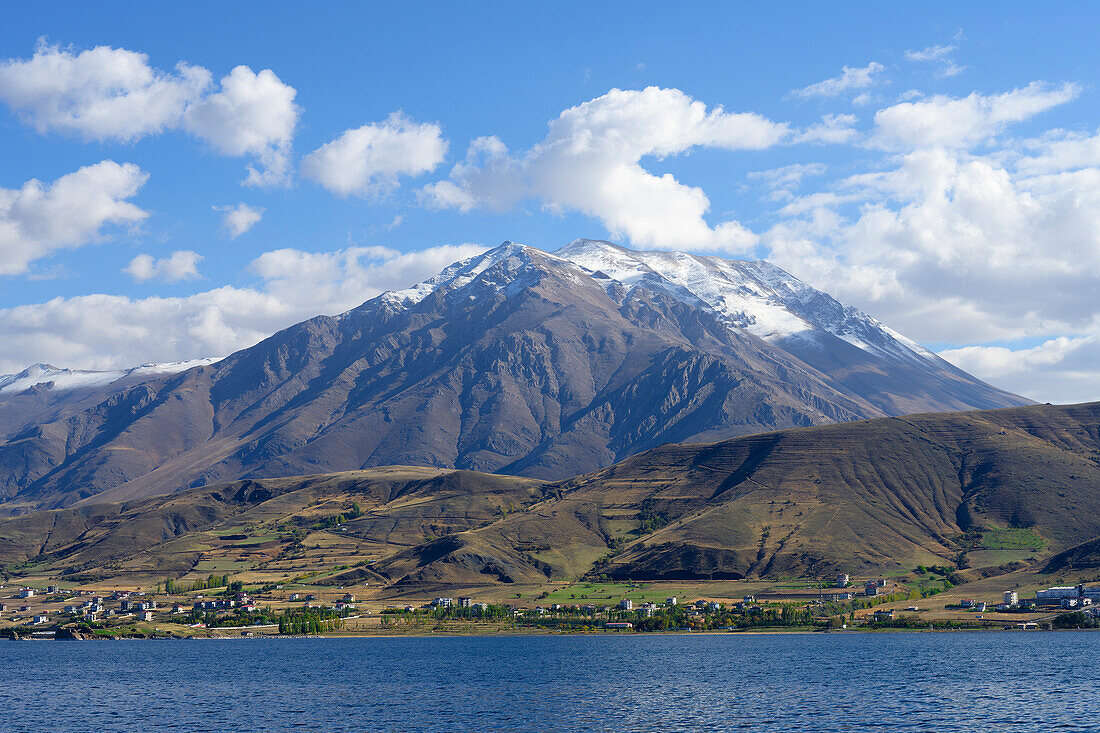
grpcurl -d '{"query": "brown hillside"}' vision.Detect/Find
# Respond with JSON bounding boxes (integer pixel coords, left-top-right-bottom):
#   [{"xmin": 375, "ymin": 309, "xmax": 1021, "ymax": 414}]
[
  {"xmin": 3, "ymin": 402, "xmax": 1098, "ymax": 588},
  {"xmin": 386, "ymin": 402, "xmax": 1100, "ymax": 583}
]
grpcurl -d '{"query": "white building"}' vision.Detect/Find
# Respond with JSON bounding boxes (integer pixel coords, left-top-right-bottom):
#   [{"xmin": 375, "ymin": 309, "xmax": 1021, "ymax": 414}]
[
  {"xmin": 836, "ymin": 574, "xmax": 850, "ymax": 588},
  {"xmin": 665, "ymin": 597, "xmax": 677, "ymax": 606},
  {"xmin": 1036, "ymin": 586, "xmax": 1079, "ymax": 599},
  {"xmin": 1080, "ymin": 586, "xmax": 1100, "ymax": 600},
  {"xmin": 33, "ymin": 614, "xmax": 48, "ymax": 624},
  {"xmin": 1003, "ymin": 591, "xmax": 1018, "ymax": 606},
  {"xmin": 619, "ymin": 599, "xmax": 633, "ymax": 610},
  {"xmin": 19, "ymin": 589, "xmax": 34, "ymax": 598}
]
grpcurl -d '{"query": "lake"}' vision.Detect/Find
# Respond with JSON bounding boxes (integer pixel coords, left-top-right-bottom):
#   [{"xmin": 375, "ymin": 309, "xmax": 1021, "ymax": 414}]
[{"xmin": 1, "ymin": 632, "xmax": 1096, "ymax": 731}]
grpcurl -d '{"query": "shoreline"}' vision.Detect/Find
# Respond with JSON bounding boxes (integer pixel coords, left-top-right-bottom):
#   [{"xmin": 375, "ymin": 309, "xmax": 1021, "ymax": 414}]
[{"xmin": 12, "ymin": 625, "xmax": 1089, "ymax": 641}]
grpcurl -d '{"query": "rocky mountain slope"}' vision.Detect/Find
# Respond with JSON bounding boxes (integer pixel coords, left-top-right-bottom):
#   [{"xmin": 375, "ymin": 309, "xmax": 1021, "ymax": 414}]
[
  {"xmin": 0, "ymin": 359, "xmax": 219, "ymax": 446},
  {"xmin": 559, "ymin": 240, "xmax": 1015, "ymax": 414},
  {"xmin": 0, "ymin": 240, "xmax": 1029, "ymax": 514}
]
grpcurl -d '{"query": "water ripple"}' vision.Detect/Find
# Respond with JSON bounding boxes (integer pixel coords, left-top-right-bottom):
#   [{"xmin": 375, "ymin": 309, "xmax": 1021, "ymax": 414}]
[{"xmin": 0, "ymin": 632, "xmax": 1097, "ymax": 732}]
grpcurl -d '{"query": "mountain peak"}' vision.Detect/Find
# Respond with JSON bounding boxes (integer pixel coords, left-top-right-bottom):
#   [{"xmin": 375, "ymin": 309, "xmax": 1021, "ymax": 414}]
[
  {"xmin": 553, "ymin": 241, "xmax": 940, "ymax": 362},
  {"xmin": 0, "ymin": 358, "xmax": 219, "ymax": 396},
  {"xmin": 372, "ymin": 238, "xmax": 943, "ymax": 367},
  {"xmin": 379, "ymin": 240, "xmax": 568, "ymax": 309},
  {"xmin": 559, "ymin": 238, "xmax": 628, "ymax": 255},
  {"xmin": 0, "ymin": 236, "xmax": 1030, "ymax": 511},
  {"xmin": 0, "ymin": 363, "xmax": 79, "ymax": 394},
  {"xmin": 15, "ymin": 363, "xmax": 62, "ymax": 376}
]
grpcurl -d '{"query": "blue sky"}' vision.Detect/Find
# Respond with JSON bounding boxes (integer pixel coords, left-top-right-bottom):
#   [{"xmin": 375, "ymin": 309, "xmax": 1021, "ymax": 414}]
[{"xmin": 2, "ymin": 2, "xmax": 1099, "ymax": 403}]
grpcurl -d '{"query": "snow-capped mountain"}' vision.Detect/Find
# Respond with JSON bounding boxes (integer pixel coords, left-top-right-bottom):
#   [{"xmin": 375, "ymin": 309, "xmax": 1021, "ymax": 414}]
[
  {"xmin": 0, "ymin": 240, "xmax": 1029, "ymax": 514},
  {"xmin": 381, "ymin": 241, "xmax": 548, "ymax": 307},
  {"xmin": 0, "ymin": 358, "xmax": 221, "ymax": 396},
  {"xmin": 546, "ymin": 239, "xmax": 1008, "ymax": 415},
  {"xmin": 388, "ymin": 238, "xmax": 935, "ymax": 367},
  {"xmin": 556, "ymin": 239, "xmax": 932, "ymax": 362},
  {"xmin": 372, "ymin": 239, "xmax": 1007, "ymax": 415}
]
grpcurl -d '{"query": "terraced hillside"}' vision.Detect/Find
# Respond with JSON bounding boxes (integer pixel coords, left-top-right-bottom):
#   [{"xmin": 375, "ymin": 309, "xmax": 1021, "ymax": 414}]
[
  {"xmin": 0, "ymin": 467, "xmax": 547, "ymax": 584},
  {"xmin": 376, "ymin": 401, "xmax": 1100, "ymax": 586},
  {"xmin": 2, "ymin": 402, "xmax": 1098, "ymax": 590}
]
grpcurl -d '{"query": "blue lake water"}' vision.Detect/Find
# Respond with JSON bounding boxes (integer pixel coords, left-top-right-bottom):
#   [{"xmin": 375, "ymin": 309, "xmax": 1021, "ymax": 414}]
[{"xmin": 1, "ymin": 632, "xmax": 1097, "ymax": 731}]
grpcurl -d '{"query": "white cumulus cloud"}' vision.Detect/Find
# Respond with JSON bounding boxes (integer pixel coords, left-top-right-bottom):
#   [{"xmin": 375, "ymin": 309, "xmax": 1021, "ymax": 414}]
[
  {"xmin": 905, "ymin": 44, "xmax": 954, "ymax": 63},
  {"xmin": 123, "ymin": 250, "xmax": 203, "ymax": 282},
  {"xmin": 0, "ymin": 242, "xmax": 487, "ymax": 373},
  {"xmin": 905, "ymin": 44, "xmax": 965, "ymax": 78},
  {"xmin": 423, "ymin": 86, "xmax": 791, "ymax": 252},
  {"xmin": 748, "ymin": 163, "xmax": 828, "ymax": 201},
  {"xmin": 767, "ymin": 146, "xmax": 1100, "ymax": 344},
  {"xmin": 0, "ymin": 42, "xmax": 298, "ymax": 186},
  {"xmin": 789, "ymin": 62, "xmax": 885, "ymax": 100},
  {"xmin": 870, "ymin": 82, "xmax": 1080, "ymax": 150},
  {"xmin": 759, "ymin": 80, "xmax": 1100, "ymax": 403},
  {"xmin": 302, "ymin": 112, "xmax": 448, "ymax": 197},
  {"xmin": 182, "ymin": 66, "xmax": 298, "ymax": 187},
  {"xmin": 940, "ymin": 336, "xmax": 1100, "ymax": 404},
  {"xmin": 791, "ymin": 113, "xmax": 859, "ymax": 144},
  {"xmin": 0, "ymin": 160, "xmax": 148, "ymax": 276},
  {"xmin": 250, "ymin": 242, "xmax": 486, "ymax": 309},
  {"xmin": 0, "ymin": 40, "xmax": 210, "ymax": 141},
  {"xmin": 216, "ymin": 203, "xmax": 263, "ymax": 239},
  {"xmin": 419, "ymin": 180, "xmax": 479, "ymax": 212}
]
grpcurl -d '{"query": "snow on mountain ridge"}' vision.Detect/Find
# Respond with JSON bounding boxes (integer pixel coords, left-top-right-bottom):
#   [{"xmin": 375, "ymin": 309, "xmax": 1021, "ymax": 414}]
[
  {"xmin": 380, "ymin": 242, "xmax": 552, "ymax": 307},
  {"xmin": 718, "ymin": 257, "xmax": 937, "ymax": 362},
  {"xmin": 373, "ymin": 241, "xmax": 594, "ymax": 313},
  {"xmin": 555, "ymin": 239, "xmax": 814, "ymax": 339},
  {"xmin": 556, "ymin": 239, "xmax": 936, "ymax": 364},
  {"xmin": 0, "ymin": 358, "xmax": 222, "ymax": 396},
  {"xmin": 363, "ymin": 237, "xmax": 935, "ymax": 366}
]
